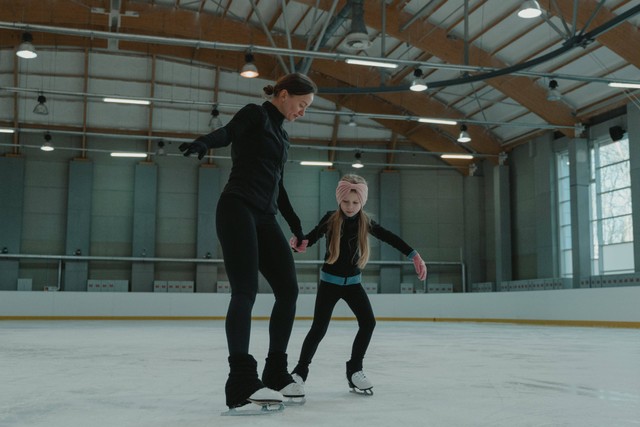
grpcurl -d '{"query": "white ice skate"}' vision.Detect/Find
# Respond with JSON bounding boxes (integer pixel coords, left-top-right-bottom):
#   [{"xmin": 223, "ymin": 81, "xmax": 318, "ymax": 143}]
[
  {"xmin": 221, "ymin": 388, "xmax": 285, "ymax": 416},
  {"xmin": 292, "ymin": 373, "xmax": 305, "ymax": 386},
  {"xmin": 348, "ymin": 371, "xmax": 373, "ymax": 395},
  {"xmin": 280, "ymin": 379, "xmax": 306, "ymax": 405}
]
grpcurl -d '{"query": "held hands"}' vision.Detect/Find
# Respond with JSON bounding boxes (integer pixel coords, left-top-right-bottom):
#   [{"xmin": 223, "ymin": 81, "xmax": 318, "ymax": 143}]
[
  {"xmin": 289, "ymin": 235, "xmax": 309, "ymax": 253},
  {"xmin": 179, "ymin": 138, "xmax": 208, "ymax": 160},
  {"xmin": 412, "ymin": 252, "xmax": 427, "ymax": 281}
]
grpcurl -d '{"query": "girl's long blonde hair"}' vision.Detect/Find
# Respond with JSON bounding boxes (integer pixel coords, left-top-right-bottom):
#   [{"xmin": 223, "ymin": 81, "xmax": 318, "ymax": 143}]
[{"xmin": 326, "ymin": 174, "xmax": 371, "ymax": 269}]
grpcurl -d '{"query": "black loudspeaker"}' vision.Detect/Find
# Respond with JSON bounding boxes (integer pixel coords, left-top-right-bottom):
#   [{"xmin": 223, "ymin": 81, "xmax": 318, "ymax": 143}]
[{"xmin": 609, "ymin": 125, "xmax": 625, "ymax": 142}]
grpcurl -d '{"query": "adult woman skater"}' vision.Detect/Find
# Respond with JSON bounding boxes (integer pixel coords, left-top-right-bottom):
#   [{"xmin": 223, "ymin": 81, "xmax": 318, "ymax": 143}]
[{"xmin": 180, "ymin": 72, "xmax": 316, "ymax": 411}]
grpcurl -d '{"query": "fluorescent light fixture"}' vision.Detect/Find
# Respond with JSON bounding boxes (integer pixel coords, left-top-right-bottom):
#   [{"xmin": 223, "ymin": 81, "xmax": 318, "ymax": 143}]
[
  {"xmin": 345, "ymin": 58, "xmax": 398, "ymax": 69},
  {"xmin": 418, "ymin": 118, "xmax": 458, "ymax": 126},
  {"xmin": 103, "ymin": 97, "xmax": 151, "ymax": 105},
  {"xmin": 110, "ymin": 152, "xmax": 148, "ymax": 158},
  {"xmin": 0, "ymin": 128, "xmax": 15, "ymax": 134},
  {"xmin": 300, "ymin": 161, "xmax": 333, "ymax": 167},
  {"xmin": 608, "ymin": 82, "xmax": 640, "ymax": 89},
  {"xmin": 441, "ymin": 154, "xmax": 474, "ymax": 160}
]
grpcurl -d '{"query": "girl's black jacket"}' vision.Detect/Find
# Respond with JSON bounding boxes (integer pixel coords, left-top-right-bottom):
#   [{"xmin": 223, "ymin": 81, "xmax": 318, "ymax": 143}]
[{"xmin": 305, "ymin": 211, "xmax": 415, "ymax": 278}]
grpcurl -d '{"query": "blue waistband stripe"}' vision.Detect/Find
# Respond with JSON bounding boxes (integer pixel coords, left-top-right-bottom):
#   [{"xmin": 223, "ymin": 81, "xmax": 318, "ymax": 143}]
[{"xmin": 320, "ymin": 271, "xmax": 362, "ymax": 286}]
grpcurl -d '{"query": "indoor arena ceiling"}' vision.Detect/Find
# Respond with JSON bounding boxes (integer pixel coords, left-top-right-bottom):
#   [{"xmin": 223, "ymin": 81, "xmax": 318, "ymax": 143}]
[{"xmin": 1, "ymin": 0, "xmax": 640, "ymax": 171}]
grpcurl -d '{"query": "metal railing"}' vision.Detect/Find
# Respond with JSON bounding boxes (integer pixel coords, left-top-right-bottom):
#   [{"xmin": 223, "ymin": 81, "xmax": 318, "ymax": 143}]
[{"xmin": 0, "ymin": 253, "xmax": 466, "ymax": 292}]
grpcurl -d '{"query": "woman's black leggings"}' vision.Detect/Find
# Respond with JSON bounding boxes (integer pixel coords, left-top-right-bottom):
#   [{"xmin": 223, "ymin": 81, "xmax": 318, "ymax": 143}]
[
  {"xmin": 216, "ymin": 195, "xmax": 299, "ymax": 356},
  {"xmin": 297, "ymin": 281, "xmax": 376, "ymax": 367}
]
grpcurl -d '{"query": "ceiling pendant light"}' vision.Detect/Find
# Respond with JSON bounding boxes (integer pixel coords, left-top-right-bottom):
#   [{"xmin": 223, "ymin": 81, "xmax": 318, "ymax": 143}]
[
  {"xmin": 352, "ymin": 152, "xmax": 364, "ymax": 169},
  {"xmin": 457, "ymin": 125, "xmax": 471, "ymax": 143},
  {"xmin": 547, "ymin": 79, "xmax": 561, "ymax": 101},
  {"xmin": 16, "ymin": 32, "xmax": 37, "ymax": 59},
  {"xmin": 209, "ymin": 104, "xmax": 223, "ymax": 130},
  {"xmin": 40, "ymin": 132, "xmax": 54, "ymax": 151},
  {"xmin": 33, "ymin": 94, "xmax": 49, "ymax": 115},
  {"xmin": 240, "ymin": 53, "xmax": 259, "ymax": 78},
  {"xmin": 517, "ymin": 0, "xmax": 542, "ymax": 18},
  {"xmin": 347, "ymin": 115, "xmax": 357, "ymax": 127},
  {"xmin": 410, "ymin": 69, "xmax": 428, "ymax": 92}
]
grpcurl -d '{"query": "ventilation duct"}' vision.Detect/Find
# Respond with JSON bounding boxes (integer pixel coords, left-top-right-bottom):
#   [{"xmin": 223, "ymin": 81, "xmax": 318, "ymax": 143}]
[{"xmin": 343, "ymin": 0, "xmax": 371, "ymax": 51}]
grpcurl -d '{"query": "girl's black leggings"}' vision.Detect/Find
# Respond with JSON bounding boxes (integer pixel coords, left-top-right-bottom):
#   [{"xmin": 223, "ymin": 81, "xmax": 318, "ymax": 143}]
[
  {"xmin": 297, "ymin": 281, "xmax": 376, "ymax": 366},
  {"xmin": 216, "ymin": 195, "xmax": 299, "ymax": 356}
]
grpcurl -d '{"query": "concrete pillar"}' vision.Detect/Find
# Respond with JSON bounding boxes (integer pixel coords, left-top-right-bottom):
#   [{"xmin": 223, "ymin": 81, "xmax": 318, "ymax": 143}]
[
  {"xmin": 318, "ymin": 169, "xmax": 340, "ymax": 262},
  {"xmin": 534, "ymin": 134, "xmax": 559, "ymax": 278},
  {"xmin": 568, "ymin": 138, "xmax": 590, "ymax": 287},
  {"xmin": 195, "ymin": 165, "xmax": 220, "ymax": 292},
  {"xmin": 131, "ymin": 163, "xmax": 158, "ymax": 292},
  {"xmin": 494, "ymin": 164, "xmax": 512, "ymax": 285},
  {"xmin": 379, "ymin": 171, "xmax": 401, "ymax": 294},
  {"xmin": 64, "ymin": 159, "xmax": 93, "ymax": 291},
  {"xmin": 0, "ymin": 156, "xmax": 25, "ymax": 290},
  {"xmin": 463, "ymin": 174, "xmax": 485, "ymax": 291},
  {"xmin": 628, "ymin": 103, "xmax": 640, "ymax": 271}
]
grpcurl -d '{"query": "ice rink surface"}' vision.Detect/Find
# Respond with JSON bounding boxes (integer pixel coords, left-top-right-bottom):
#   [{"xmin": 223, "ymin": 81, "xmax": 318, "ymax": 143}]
[{"xmin": 1, "ymin": 319, "xmax": 639, "ymax": 427}]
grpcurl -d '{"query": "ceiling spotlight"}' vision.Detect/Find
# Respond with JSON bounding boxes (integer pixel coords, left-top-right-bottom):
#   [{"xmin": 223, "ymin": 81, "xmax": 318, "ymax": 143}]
[
  {"xmin": 547, "ymin": 79, "xmax": 561, "ymax": 101},
  {"xmin": 16, "ymin": 32, "xmax": 37, "ymax": 59},
  {"xmin": 609, "ymin": 125, "xmax": 626, "ymax": 142},
  {"xmin": 240, "ymin": 53, "xmax": 259, "ymax": 78},
  {"xmin": 33, "ymin": 94, "xmax": 49, "ymax": 115},
  {"xmin": 518, "ymin": 0, "xmax": 542, "ymax": 18},
  {"xmin": 41, "ymin": 132, "xmax": 54, "ymax": 151},
  {"xmin": 352, "ymin": 151, "xmax": 364, "ymax": 169},
  {"xmin": 410, "ymin": 69, "xmax": 428, "ymax": 92},
  {"xmin": 457, "ymin": 125, "xmax": 471, "ymax": 143},
  {"xmin": 347, "ymin": 115, "xmax": 357, "ymax": 127},
  {"xmin": 209, "ymin": 104, "xmax": 223, "ymax": 130}
]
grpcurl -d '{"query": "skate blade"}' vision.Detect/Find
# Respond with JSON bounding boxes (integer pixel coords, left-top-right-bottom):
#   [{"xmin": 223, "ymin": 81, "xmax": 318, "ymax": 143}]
[
  {"xmin": 350, "ymin": 387, "xmax": 374, "ymax": 396},
  {"xmin": 283, "ymin": 396, "xmax": 306, "ymax": 406},
  {"xmin": 221, "ymin": 400, "xmax": 284, "ymax": 416}
]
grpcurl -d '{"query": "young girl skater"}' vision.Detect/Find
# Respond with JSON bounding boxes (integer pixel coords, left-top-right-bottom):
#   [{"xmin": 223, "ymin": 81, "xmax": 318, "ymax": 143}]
[
  {"xmin": 289, "ymin": 174, "xmax": 427, "ymax": 395},
  {"xmin": 180, "ymin": 73, "xmax": 316, "ymax": 413}
]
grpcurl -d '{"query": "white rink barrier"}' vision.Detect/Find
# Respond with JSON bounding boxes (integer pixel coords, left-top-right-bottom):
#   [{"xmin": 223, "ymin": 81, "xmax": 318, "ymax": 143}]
[{"xmin": 1, "ymin": 287, "xmax": 639, "ymax": 327}]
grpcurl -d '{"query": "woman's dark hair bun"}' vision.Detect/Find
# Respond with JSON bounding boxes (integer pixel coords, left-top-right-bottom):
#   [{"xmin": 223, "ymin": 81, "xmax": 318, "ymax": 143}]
[{"xmin": 263, "ymin": 85, "xmax": 275, "ymax": 95}]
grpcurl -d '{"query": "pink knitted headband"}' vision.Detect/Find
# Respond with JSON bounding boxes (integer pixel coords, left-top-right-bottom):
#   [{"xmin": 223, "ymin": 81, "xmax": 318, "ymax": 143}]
[{"xmin": 335, "ymin": 180, "xmax": 368, "ymax": 207}]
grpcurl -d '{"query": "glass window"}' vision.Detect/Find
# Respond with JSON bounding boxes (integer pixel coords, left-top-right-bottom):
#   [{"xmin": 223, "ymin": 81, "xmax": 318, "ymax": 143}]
[
  {"xmin": 557, "ymin": 151, "xmax": 572, "ymax": 278},
  {"xmin": 590, "ymin": 135, "xmax": 634, "ymax": 275}
]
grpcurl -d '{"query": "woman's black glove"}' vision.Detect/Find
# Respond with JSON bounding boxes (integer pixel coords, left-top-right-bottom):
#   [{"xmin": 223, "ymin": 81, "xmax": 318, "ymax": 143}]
[{"xmin": 179, "ymin": 139, "xmax": 208, "ymax": 160}]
